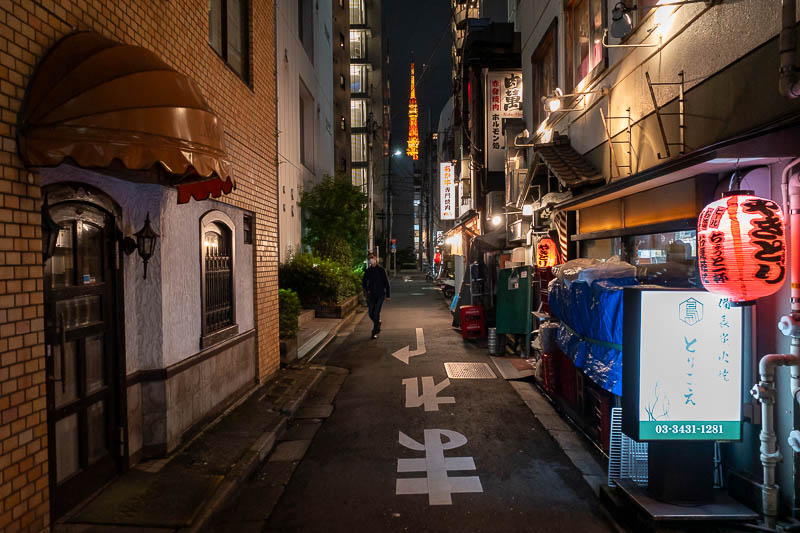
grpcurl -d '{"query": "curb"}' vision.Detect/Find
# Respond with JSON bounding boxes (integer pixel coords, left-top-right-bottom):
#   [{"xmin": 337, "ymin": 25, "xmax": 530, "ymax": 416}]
[
  {"xmin": 182, "ymin": 366, "xmax": 327, "ymax": 533},
  {"xmin": 306, "ymin": 306, "xmax": 365, "ymax": 362}
]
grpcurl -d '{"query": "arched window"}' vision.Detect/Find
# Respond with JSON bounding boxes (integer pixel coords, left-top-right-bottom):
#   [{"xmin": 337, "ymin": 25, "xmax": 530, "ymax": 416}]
[{"xmin": 201, "ymin": 211, "xmax": 237, "ymax": 347}]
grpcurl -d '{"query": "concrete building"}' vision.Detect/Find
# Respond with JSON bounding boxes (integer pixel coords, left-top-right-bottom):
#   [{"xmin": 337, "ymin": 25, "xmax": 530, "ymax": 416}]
[
  {"xmin": 277, "ymin": 0, "xmax": 335, "ymax": 261},
  {"xmin": 0, "ymin": 2, "xmax": 280, "ymax": 529},
  {"xmin": 333, "ymin": 0, "xmax": 352, "ymax": 177},
  {"xmin": 509, "ymin": 0, "xmax": 800, "ymax": 522},
  {"xmin": 350, "ymin": 0, "xmax": 388, "ymax": 258}
]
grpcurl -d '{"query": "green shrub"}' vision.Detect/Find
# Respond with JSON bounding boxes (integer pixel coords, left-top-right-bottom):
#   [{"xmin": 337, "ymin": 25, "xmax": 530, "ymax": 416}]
[
  {"xmin": 278, "ymin": 289, "xmax": 301, "ymax": 339},
  {"xmin": 279, "ymin": 252, "xmax": 361, "ymax": 306},
  {"xmin": 313, "ymin": 236, "xmax": 353, "ymax": 267}
]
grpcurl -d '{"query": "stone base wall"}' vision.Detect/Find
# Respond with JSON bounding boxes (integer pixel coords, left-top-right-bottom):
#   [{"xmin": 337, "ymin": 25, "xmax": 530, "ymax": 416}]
[{"xmin": 128, "ymin": 331, "xmax": 257, "ymax": 460}]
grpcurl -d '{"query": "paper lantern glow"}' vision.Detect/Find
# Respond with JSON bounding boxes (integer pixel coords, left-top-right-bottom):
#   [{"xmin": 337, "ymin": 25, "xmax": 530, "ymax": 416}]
[
  {"xmin": 697, "ymin": 192, "xmax": 786, "ymax": 305},
  {"xmin": 536, "ymin": 237, "xmax": 559, "ymax": 268}
]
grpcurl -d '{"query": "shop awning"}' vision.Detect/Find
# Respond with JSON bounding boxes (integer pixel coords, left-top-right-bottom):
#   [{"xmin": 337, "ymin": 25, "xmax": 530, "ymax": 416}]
[
  {"xmin": 517, "ymin": 133, "xmax": 603, "ymax": 207},
  {"xmin": 18, "ymin": 31, "xmax": 234, "ymax": 204}
]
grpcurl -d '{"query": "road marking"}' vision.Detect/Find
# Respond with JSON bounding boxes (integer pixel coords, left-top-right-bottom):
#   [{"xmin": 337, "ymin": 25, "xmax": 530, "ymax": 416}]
[
  {"xmin": 391, "ymin": 328, "xmax": 426, "ymax": 364},
  {"xmin": 396, "ymin": 429, "xmax": 483, "ymax": 505},
  {"xmin": 403, "ymin": 377, "xmax": 455, "ymax": 411}
]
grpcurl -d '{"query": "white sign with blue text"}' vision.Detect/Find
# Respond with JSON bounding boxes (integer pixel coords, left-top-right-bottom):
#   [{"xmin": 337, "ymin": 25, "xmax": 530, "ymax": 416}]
[{"xmin": 638, "ymin": 291, "xmax": 743, "ymax": 440}]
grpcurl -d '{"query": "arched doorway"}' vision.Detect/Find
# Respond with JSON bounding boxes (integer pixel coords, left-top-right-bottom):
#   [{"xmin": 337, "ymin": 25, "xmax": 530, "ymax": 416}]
[{"xmin": 43, "ymin": 183, "xmax": 125, "ymax": 519}]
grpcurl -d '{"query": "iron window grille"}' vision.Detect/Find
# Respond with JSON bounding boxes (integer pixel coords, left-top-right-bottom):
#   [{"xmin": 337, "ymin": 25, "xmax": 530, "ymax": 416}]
[{"xmin": 201, "ymin": 212, "xmax": 238, "ymax": 347}]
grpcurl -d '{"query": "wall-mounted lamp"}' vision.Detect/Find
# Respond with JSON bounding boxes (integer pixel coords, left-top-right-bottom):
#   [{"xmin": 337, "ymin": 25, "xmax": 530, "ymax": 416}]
[
  {"xmin": 41, "ymin": 194, "xmax": 61, "ymax": 262},
  {"xmin": 490, "ymin": 214, "xmax": 503, "ymax": 226},
  {"xmin": 122, "ymin": 213, "xmax": 159, "ymax": 280},
  {"xmin": 542, "ymin": 86, "xmax": 609, "ymax": 113}
]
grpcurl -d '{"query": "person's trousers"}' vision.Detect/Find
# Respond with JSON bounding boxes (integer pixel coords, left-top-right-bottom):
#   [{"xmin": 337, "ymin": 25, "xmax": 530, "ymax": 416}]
[{"xmin": 367, "ymin": 294, "xmax": 384, "ymax": 335}]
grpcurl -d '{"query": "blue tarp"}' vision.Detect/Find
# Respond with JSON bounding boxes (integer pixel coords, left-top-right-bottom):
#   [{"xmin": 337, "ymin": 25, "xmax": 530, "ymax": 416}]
[{"xmin": 548, "ymin": 277, "xmax": 638, "ymax": 396}]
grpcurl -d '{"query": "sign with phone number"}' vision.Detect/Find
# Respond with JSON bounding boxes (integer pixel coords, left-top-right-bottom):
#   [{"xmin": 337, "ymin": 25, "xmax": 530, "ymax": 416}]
[{"xmin": 641, "ymin": 421, "xmax": 740, "ymax": 440}]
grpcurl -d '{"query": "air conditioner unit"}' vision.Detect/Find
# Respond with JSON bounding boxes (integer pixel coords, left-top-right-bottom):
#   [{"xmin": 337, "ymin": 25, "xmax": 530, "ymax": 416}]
[
  {"xmin": 507, "ymin": 219, "xmax": 526, "ymax": 243},
  {"xmin": 486, "ymin": 191, "xmax": 505, "ymax": 219}
]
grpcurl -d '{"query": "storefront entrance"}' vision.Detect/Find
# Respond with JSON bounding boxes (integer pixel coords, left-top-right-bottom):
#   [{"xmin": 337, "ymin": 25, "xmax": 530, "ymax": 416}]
[{"xmin": 43, "ymin": 187, "xmax": 124, "ymax": 519}]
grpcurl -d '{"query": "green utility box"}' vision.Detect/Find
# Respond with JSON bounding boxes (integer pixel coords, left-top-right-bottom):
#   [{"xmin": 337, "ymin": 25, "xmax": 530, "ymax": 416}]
[{"xmin": 496, "ymin": 266, "xmax": 532, "ymax": 335}]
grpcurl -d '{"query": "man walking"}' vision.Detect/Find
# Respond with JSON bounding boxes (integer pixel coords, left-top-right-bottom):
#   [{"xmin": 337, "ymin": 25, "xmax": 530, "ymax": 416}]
[{"xmin": 363, "ymin": 252, "xmax": 391, "ymax": 339}]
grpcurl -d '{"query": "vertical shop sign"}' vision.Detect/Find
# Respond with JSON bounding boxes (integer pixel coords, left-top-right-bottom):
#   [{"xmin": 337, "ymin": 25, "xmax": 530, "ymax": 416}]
[
  {"xmin": 440, "ymin": 162, "xmax": 455, "ymax": 220},
  {"xmin": 484, "ymin": 71, "xmax": 523, "ymax": 172}
]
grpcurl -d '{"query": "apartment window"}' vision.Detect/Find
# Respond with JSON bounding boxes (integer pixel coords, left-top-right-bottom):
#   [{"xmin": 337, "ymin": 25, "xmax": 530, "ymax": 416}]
[
  {"xmin": 350, "ymin": 99, "xmax": 368, "ymax": 128},
  {"xmin": 351, "ymin": 133, "xmax": 368, "ymax": 163},
  {"xmin": 352, "ymin": 167, "xmax": 368, "ymax": 191},
  {"xmin": 350, "ymin": 64, "xmax": 367, "ymax": 93},
  {"xmin": 349, "ymin": 0, "xmax": 365, "ymax": 25},
  {"xmin": 532, "ymin": 20, "xmax": 558, "ymax": 126},
  {"xmin": 243, "ymin": 214, "xmax": 253, "ymax": 244},
  {"xmin": 208, "ymin": 0, "xmax": 250, "ymax": 81},
  {"xmin": 201, "ymin": 212, "xmax": 237, "ymax": 347},
  {"xmin": 350, "ymin": 30, "xmax": 366, "ymax": 60},
  {"xmin": 300, "ymin": 80, "xmax": 315, "ymax": 170},
  {"xmin": 299, "ymin": 0, "xmax": 313, "ymax": 61},
  {"xmin": 565, "ymin": 0, "xmax": 605, "ymax": 90}
]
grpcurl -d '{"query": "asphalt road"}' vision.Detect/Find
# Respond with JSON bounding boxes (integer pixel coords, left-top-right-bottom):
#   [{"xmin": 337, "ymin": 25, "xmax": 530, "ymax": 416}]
[{"xmin": 217, "ymin": 275, "xmax": 624, "ymax": 533}]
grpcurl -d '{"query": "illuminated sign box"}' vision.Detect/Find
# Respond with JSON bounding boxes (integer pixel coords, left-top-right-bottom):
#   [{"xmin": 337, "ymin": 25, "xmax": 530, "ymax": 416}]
[{"xmin": 622, "ymin": 288, "xmax": 743, "ymax": 442}]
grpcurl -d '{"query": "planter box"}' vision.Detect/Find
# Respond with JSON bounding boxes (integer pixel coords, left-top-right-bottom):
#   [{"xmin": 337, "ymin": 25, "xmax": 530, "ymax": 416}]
[
  {"xmin": 298, "ymin": 308, "xmax": 316, "ymax": 327},
  {"xmin": 315, "ymin": 294, "xmax": 359, "ymax": 318},
  {"xmin": 280, "ymin": 336, "xmax": 298, "ymax": 363}
]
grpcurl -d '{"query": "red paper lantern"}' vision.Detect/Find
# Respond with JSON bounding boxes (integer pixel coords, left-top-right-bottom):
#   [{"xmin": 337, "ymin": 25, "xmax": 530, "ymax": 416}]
[
  {"xmin": 536, "ymin": 237, "xmax": 559, "ymax": 268},
  {"xmin": 697, "ymin": 191, "xmax": 786, "ymax": 305}
]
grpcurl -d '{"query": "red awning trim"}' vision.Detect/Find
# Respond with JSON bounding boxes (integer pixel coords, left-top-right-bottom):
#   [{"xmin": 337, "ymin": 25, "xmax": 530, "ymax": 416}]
[{"xmin": 177, "ymin": 176, "xmax": 235, "ymax": 204}]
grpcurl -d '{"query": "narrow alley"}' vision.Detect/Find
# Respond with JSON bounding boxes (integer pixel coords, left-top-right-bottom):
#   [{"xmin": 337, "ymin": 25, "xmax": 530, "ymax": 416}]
[{"xmin": 207, "ymin": 275, "xmax": 622, "ymax": 533}]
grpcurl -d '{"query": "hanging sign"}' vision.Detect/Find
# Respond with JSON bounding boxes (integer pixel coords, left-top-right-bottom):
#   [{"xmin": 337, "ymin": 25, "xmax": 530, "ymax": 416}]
[
  {"xmin": 484, "ymin": 70, "xmax": 523, "ymax": 172},
  {"xmin": 440, "ymin": 162, "xmax": 455, "ymax": 220},
  {"xmin": 697, "ymin": 192, "xmax": 786, "ymax": 305},
  {"xmin": 622, "ymin": 289, "xmax": 743, "ymax": 441},
  {"xmin": 536, "ymin": 237, "xmax": 558, "ymax": 268}
]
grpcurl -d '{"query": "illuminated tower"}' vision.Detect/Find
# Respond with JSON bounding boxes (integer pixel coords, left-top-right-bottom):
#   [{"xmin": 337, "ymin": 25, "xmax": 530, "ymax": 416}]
[{"xmin": 406, "ymin": 62, "xmax": 419, "ymax": 160}]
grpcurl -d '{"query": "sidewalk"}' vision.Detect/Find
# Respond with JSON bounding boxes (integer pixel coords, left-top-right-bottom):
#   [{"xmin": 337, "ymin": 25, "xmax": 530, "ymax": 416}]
[
  {"xmin": 296, "ymin": 306, "xmax": 366, "ymax": 362},
  {"xmin": 55, "ymin": 364, "xmax": 329, "ymax": 533}
]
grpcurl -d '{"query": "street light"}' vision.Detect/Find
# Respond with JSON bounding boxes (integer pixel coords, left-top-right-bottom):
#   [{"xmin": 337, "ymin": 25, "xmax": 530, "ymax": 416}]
[{"xmin": 491, "ymin": 215, "xmax": 503, "ymax": 226}]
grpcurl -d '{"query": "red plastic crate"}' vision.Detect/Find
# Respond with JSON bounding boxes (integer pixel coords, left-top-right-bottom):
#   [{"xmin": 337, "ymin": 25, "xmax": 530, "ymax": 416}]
[{"xmin": 459, "ymin": 305, "xmax": 486, "ymax": 339}]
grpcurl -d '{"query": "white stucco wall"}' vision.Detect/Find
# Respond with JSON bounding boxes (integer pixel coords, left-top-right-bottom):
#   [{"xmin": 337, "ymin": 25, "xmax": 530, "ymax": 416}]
[
  {"xmin": 276, "ymin": 0, "xmax": 335, "ymax": 261},
  {"xmin": 40, "ymin": 166, "xmax": 255, "ymax": 372}
]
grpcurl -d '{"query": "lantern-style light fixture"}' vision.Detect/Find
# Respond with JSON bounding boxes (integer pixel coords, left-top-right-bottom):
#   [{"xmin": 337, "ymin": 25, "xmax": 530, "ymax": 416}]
[
  {"xmin": 41, "ymin": 194, "xmax": 61, "ymax": 262},
  {"xmin": 122, "ymin": 213, "xmax": 159, "ymax": 280},
  {"xmin": 697, "ymin": 191, "xmax": 786, "ymax": 305},
  {"xmin": 536, "ymin": 237, "xmax": 559, "ymax": 268}
]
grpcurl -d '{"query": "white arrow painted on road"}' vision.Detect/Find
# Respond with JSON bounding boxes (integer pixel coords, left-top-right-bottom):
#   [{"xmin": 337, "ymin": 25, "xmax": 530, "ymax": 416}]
[{"xmin": 391, "ymin": 328, "xmax": 426, "ymax": 364}]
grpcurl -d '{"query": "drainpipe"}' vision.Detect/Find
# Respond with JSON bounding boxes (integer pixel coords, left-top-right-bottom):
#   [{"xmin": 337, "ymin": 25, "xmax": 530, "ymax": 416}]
[
  {"xmin": 780, "ymin": 0, "xmax": 800, "ymax": 99},
  {"xmin": 753, "ymin": 160, "xmax": 800, "ymax": 528}
]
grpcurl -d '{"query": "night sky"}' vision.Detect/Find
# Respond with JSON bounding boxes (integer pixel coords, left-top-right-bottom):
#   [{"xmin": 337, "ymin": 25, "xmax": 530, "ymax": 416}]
[{"xmin": 384, "ymin": 0, "xmax": 507, "ymax": 179}]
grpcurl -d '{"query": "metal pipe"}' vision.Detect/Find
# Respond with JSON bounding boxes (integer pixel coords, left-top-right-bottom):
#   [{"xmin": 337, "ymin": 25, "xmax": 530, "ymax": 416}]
[
  {"xmin": 753, "ymin": 162, "xmax": 800, "ymax": 528},
  {"xmin": 678, "ymin": 71, "xmax": 685, "ymax": 154},
  {"xmin": 780, "ymin": 0, "xmax": 800, "ymax": 99}
]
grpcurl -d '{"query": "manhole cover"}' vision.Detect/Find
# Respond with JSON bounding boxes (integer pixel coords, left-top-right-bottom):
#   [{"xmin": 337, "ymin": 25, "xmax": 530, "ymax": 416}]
[{"xmin": 444, "ymin": 362, "xmax": 497, "ymax": 379}]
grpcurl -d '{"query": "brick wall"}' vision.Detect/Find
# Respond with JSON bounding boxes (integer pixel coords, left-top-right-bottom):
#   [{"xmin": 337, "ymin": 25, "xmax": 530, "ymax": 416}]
[{"xmin": 0, "ymin": 1, "xmax": 279, "ymax": 531}]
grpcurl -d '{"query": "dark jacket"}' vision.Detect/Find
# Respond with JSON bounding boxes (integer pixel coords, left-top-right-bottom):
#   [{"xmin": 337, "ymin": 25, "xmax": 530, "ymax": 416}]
[{"xmin": 363, "ymin": 264, "xmax": 390, "ymax": 299}]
